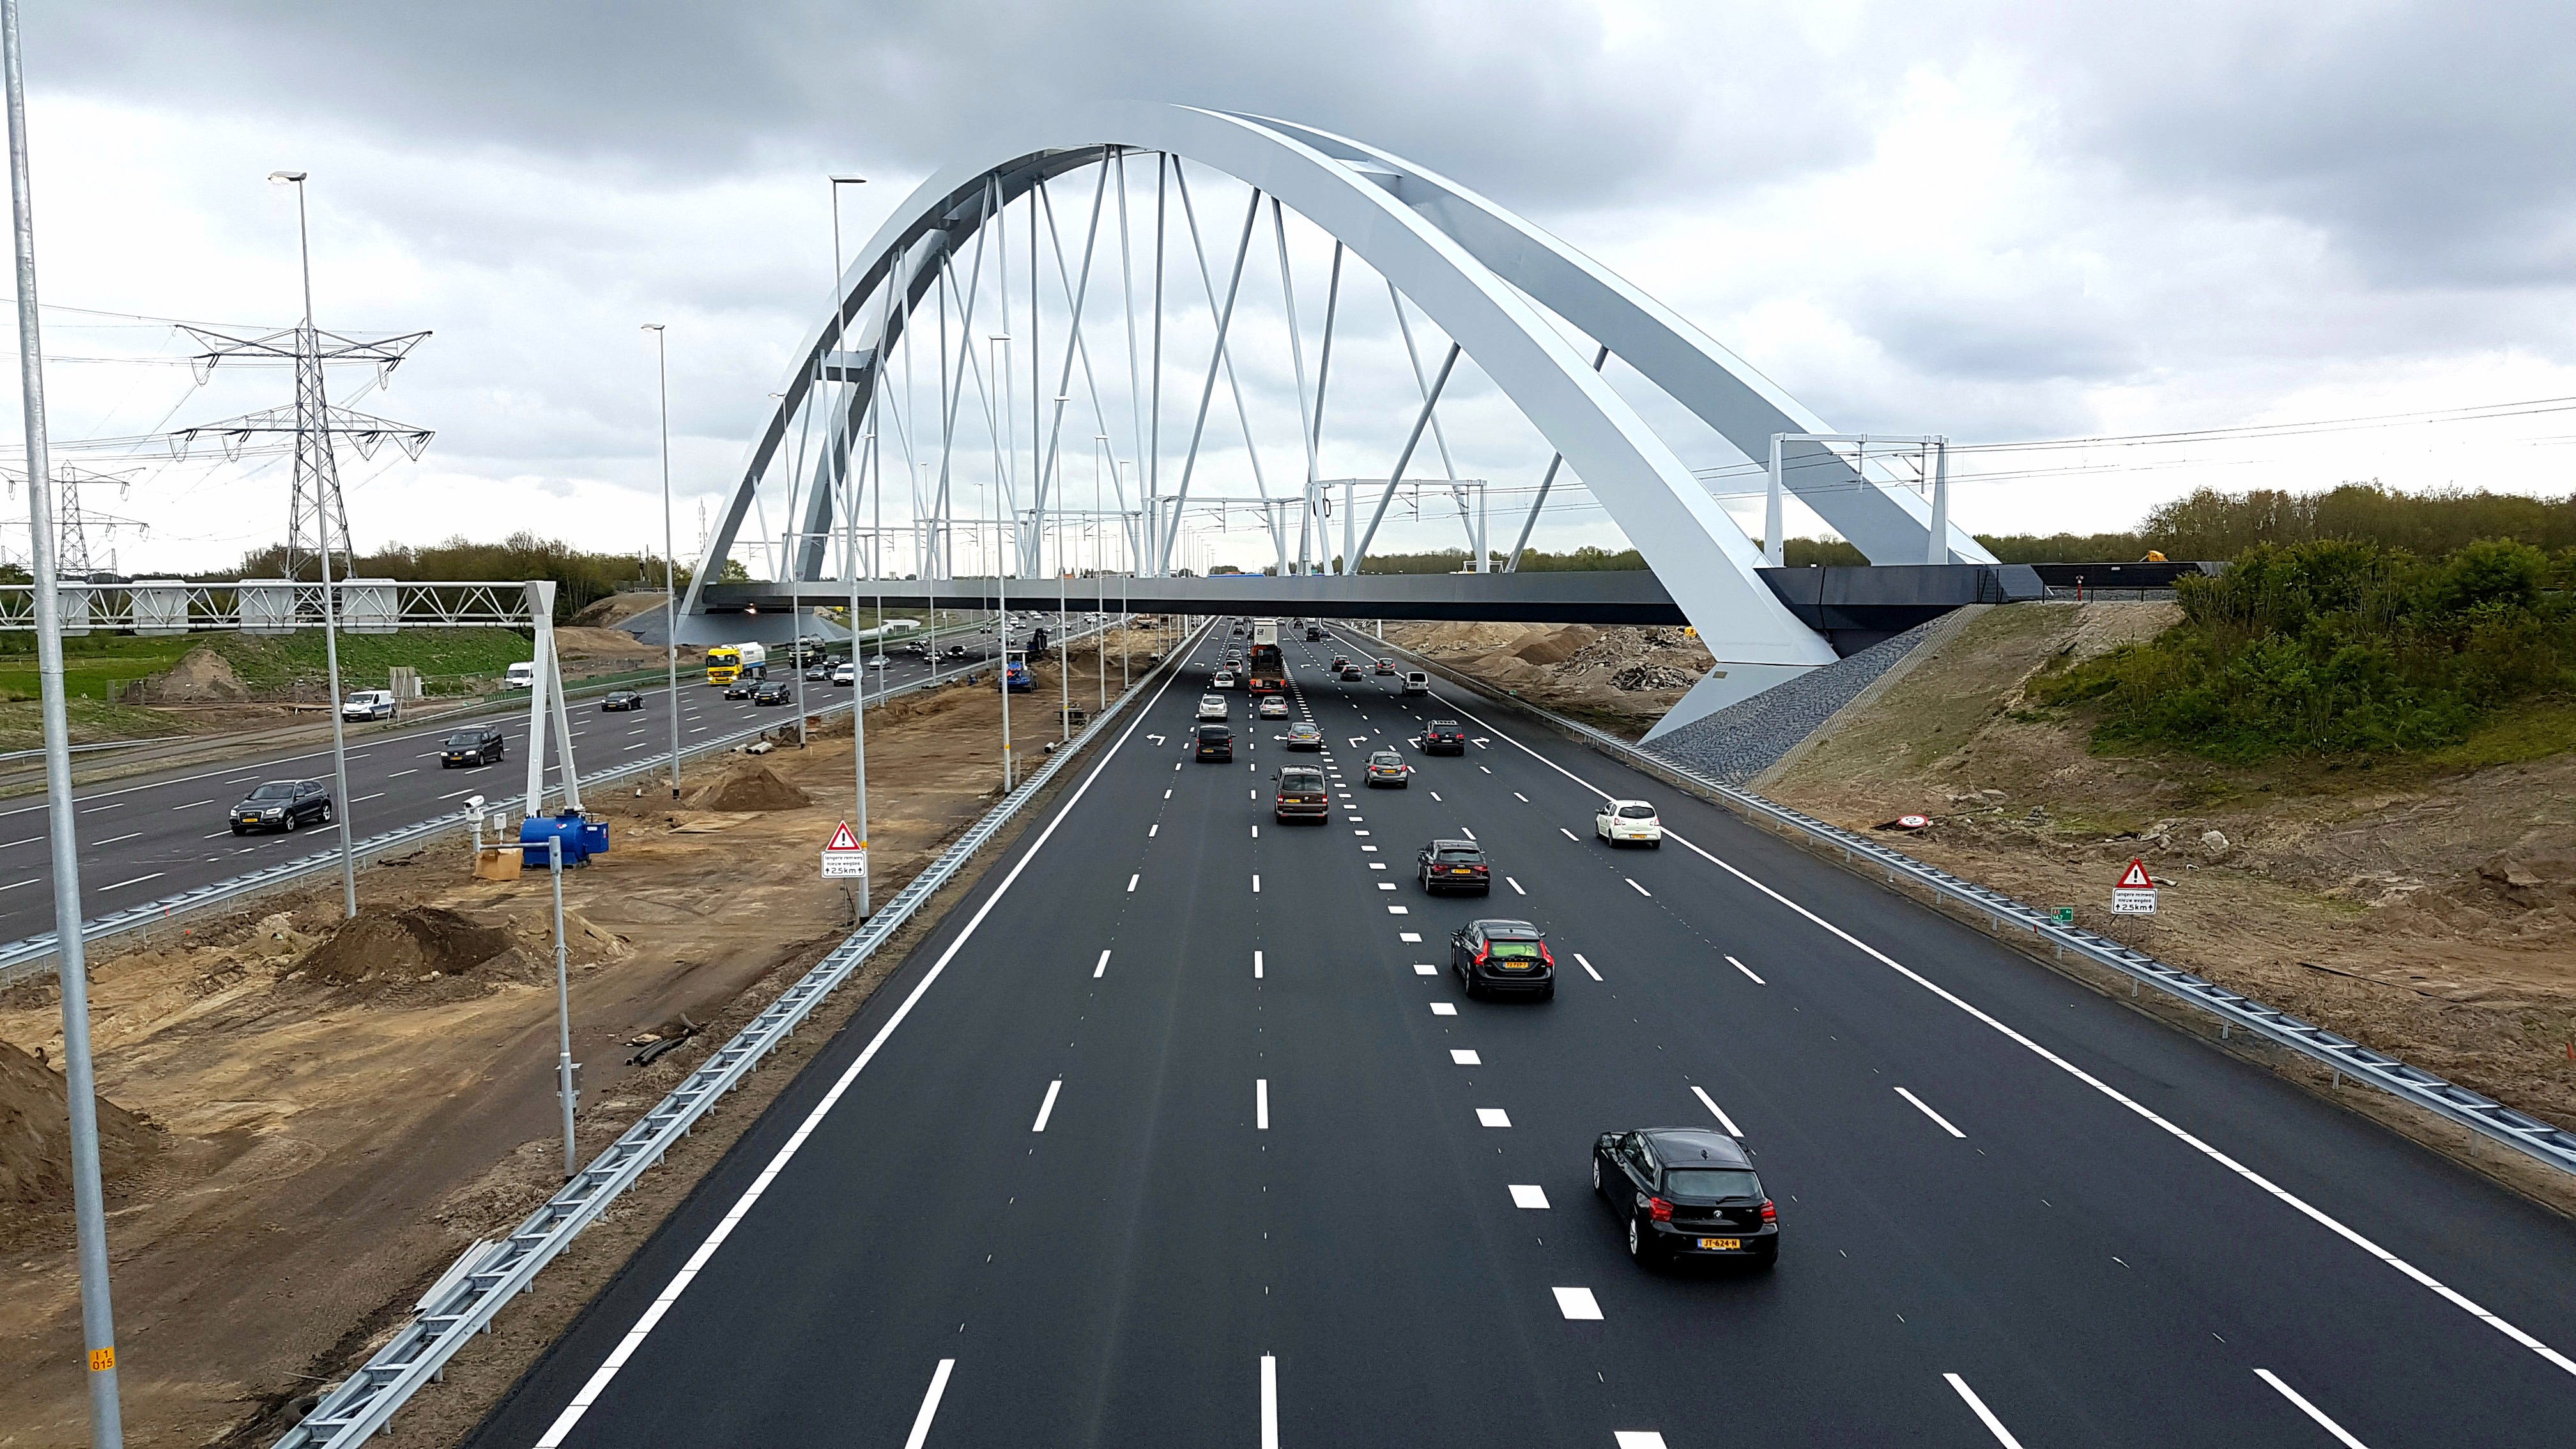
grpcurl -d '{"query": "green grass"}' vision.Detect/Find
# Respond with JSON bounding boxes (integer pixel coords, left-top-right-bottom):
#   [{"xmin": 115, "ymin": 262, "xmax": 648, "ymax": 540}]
[
  {"xmin": 204, "ymin": 628, "xmax": 535, "ymax": 692},
  {"xmin": 0, "ymin": 635, "xmax": 195, "ymax": 702},
  {"xmin": 0, "ymin": 697, "xmax": 188, "ymax": 752}
]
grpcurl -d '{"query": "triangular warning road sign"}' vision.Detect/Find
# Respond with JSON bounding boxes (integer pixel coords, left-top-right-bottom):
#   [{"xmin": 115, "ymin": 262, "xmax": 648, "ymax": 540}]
[
  {"xmin": 2117, "ymin": 857, "xmax": 2153, "ymax": 889},
  {"xmin": 825, "ymin": 821, "xmax": 862, "ymax": 852}
]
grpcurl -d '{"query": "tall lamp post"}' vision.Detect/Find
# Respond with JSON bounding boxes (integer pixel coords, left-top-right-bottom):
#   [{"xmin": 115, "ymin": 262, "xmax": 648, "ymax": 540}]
[
  {"xmin": 4, "ymin": 4, "xmax": 125, "ymax": 1441},
  {"xmin": 829, "ymin": 174, "xmax": 871, "ymax": 914},
  {"xmin": 643, "ymin": 324, "xmax": 680, "ymax": 798}
]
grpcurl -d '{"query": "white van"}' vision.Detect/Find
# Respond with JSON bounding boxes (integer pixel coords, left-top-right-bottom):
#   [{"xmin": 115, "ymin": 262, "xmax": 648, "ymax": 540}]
[
  {"xmin": 503, "ymin": 661, "xmax": 537, "ymax": 691},
  {"xmin": 341, "ymin": 689, "xmax": 397, "ymax": 721},
  {"xmin": 1401, "ymin": 670, "xmax": 1431, "ymax": 695}
]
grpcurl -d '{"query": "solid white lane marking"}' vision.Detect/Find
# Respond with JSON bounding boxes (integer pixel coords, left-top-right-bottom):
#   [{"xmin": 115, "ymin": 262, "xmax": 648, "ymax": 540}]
[
  {"xmin": 1127, "ymin": 874, "xmax": 1139, "ymax": 892},
  {"xmin": 1728, "ymin": 955, "xmax": 1765, "ymax": 984},
  {"xmin": 1574, "ymin": 953, "xmax": 1602, "ymax": 981},
  {"xmin": 1553, "ymin": 1286, "xmax": 1602, "ymax": 1321},
  {"xmin": 1256, "ymin": 1078, "xmax": 1269, "ymax": 1130},
  {"xmin": 1261, "ymin": 1355, "xmax": 1280, "ymax": 1449},
  {"xmin": 1254, "ymin": 951, "xmax": 1264, "ymax": 979},
  {"xmin": 2253, "ymin": 1370, "xmax": 2372, "ymax": 1448},
  {"xmin": 1476, "ymin": 1108, "xmax": 1511, "ymax": 1127},
  {"xmin": 901, "ymin": 1360, "xmax": 956, "ymax": 1449},
  {"xmin": 1559, "ymin": 827, "xmax": 1577, "ymax": 840},
  {"xmin": 171, "ymin": 799, "xmax": 215, "ymax": 811},
  {"xmin": 100, "ymin": 873, "xmax": 163, "ymax": 892},
  {"xmin": 1094, "ymin": 949, "xmax": 1111, "ymax": 979},
  {"xmin": 1690, "ymin": 1085, "xmax": 1743, "ymax": 1137},
  {"xmin": 1451, "ymin": 1049, "xmax": 1482, "ymax": 1065},
  {"xmin": 1624, "ymin": 877, "xmax": 1650, "ymax": 896},
  {"xmin": 1505, "ymin": 877, "xmax": 1525, "ymax": 894},
  {"xmin": 1399, "ymin": 931, "xmax": 1420, "ymax": 942},
  {"xmin": 1032, "ymin": 1079, "xmax": 1064, "ymax": 1132},
  {"xmin": 1896, "ymin": 1087, "xmax": 1967, "ymax": 1138},
  {"xmin": 1443, "ymin": 694, "xmax": 2576, "ymax": 1379},
  {"xmin": 1413, "ymin": 963, "xmax": 1438, "ymax": 976},
  {"xmin": 1945, "ymin": 1374, "xmax": 2027, "ymax": 1448},
  {"xmin": 1510, "ymin": 1183, "xmax": 1549, "ymax": 1209},
  {"xmin": 1430, "ymin": 1002, "xmax": 1456, "ymax": 1015}
]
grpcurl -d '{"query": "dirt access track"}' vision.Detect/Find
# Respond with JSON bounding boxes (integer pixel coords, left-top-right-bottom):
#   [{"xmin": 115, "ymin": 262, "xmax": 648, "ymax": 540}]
[{"xmin": 0, "ymin": 630, "xmax": 1159, "ymax": 1448}]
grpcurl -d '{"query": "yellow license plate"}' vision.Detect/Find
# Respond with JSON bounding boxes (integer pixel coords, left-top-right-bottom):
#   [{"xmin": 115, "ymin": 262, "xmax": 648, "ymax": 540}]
[{"xmin": 1697, "ymin": 1237, "xmax": 1740, "ymax": 1251}]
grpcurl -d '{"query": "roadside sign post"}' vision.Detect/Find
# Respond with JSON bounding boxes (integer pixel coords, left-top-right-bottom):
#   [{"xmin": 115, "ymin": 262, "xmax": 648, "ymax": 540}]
[
  {"xmin": 2113, "ymin": 857, "xmax": 2158, "ymax": 915},
  {"xmin": 822, "ymin": 820, "xmax": 868, "ymax": 882}
]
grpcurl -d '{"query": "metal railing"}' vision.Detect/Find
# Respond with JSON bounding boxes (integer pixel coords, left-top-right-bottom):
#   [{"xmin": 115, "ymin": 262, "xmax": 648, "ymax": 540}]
[
  {"xmin": 1359, "ymin": 631, "xmax": 2576, "ymax": 1181},
  {"xmin": 0, "ymin": 618, "xmax": 1129, "ymax": 989},
  {"xmin": 268, "ymin": 621, "xmax": 1199, "ymax": 1449}
]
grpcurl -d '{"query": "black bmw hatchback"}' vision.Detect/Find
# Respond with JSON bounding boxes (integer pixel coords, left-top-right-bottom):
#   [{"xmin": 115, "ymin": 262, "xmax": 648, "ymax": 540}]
[{"xmin": 1593, "ymin": 1127, "xmax": 1777, "ymax": 1268}]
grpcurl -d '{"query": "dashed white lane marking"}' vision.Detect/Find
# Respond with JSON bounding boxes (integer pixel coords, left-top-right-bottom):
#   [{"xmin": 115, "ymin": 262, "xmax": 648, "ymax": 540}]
[
  {"xmin": 1360, "ymin": 845, "xmax": 1377, "ymax": 853},
  {"xmin": 1430, "ymin": 1002, "xmax": 1457, "ymax": 1015},
  {"xmin": 1413, "ymin": 963, "xmax": 1438, "ymax": 976},
  {"xmin": 1514, "ymin": 791, "xmax": 1529, "ymax": 802},
  {"xmin": 1251, "ymin": 825, "xmax": 1259, "ymax": 838},
  {"xmin": 1510, "ymin": 1183, "xmax": 1549, "ymax": 1209},
  {"xmin": 1945, "ymin": 1374, "xmax": 2027, "ymax": 1448},
  {"xmin": 1352, "ymin": 829, "xmax": 1370, "ymax": 836},
  {"xmin": 1614, "ymin": 1435, "xmax": 1669, "ymax": 1449},
  {"xmin": 1255, "ymin": 1078, "xmax": 1270, "ymax": 1130},
  {"xmin": 1690, "ymin": 1085, "xmax": 1744, "ymax": 1137},
  {"xmin": 1260, "ymin": 1354, "xmax": 1280, "ymax": 1449},
  {"xmin": 1896, "ymin": 1087, "xmax": 1967, "ymax": 1138},
  {"xmin": 1399, "ymin": 931, "xmax": 1421, "ymax": 942},
  {"xmin": 1624, "ymin": 877, "xmax": 1651, "ymax": 896},
  {"xmin": 1728, "ymin": 955, "xmax": 1765, "ymax": 985},
  {"xmin": 1377, "ymin": 882, "xmax": 1397, "ymax": 891},
  {"xmin": 1094, "ymin": 949, "xmax": 1111, "ymax": 979},
  {"xmin": 1478, "ymin": 765, "xmax": 1491, "ymax": 774},
  {"xmin": 901, "ymin": 1360, "xmax": 956, "ymax": 1449},
  {"xmin": 91, "ymin": 831, "xmax": 142, "ymax": 846},
  {"xmin": 1254, "ymin": 950, "xmax": 1264, "ymax": 979},
  {"xmin": 1126, "ymin": 874, "xmax": 1140, "ymax": 892},
  {"xmin": 79, "ymin": 801, "xmax": 122, "ymax": 814},
  {"xmin": 1450, "ymin": 1049, "xmax": 1482, "ymax": 1065},
  {"xmin": 1031, "ymin": 1079, "xmax": 1064, "ymax": 1132},
  {"xmin": 1149, "ymin": 824, "xmax": 1158, "ymax": 837},
  {"xmin": 1560, "ymin": 827, "xmax": 1577, "ymax": 841},
  {"xmin": 387, "ymin": 769, "xmax": 418, "ymax": 779},
  {"xmin": 1553, "ymin": 1286, "xmax": 1603, "ymax": 1320},
  {"xmin": 2253, "ymin": 1370, "xmax": 2372, "ymax": 1448},
  {"xmin": 1573, "ymin": 953, "xmax": 1602, "ymax": 981},
  {"xmin": 101, "ymin": 873, "xmax": 164, "ymax": 891},
  {"xmin": 1174, "ymin": 762, "xmax": 1183, "ymax": 770},
  {"xmin": 1253, "ymin": 875, "xmax": 1262, "ymax": 893},
  {"xmin": 1476, "ymin": 1107, "xmax": 1512, "ymax": 1127},
  {"xmin": 1387, "ymin": 904, "xmax": 1409, "ymax": 914},
  {"xmin": 1429, "ymin": 790, "xmax": 1442, "ymax": 801},
  {"xmin": 1505, "ymin": 877, "xmax": 1525, "ymax": 895},
  {"xmin": 1459, "ymin": 826, "xmax": 1476, "ymax": 840},
  {"xmin": 1163, "ymin": 788, "xmax": 1172, "ymax": 799},
  {"xmin": 0, "ymin": 877, "xmax": 39, "ymax": 892},
  {"xmin": 171, "ymin": 799, "xmax": 215, "ymax": 811},
  {"xmin": 1248, "ymin": 790, "xmax": 1257, "ymax": 801},
  {"xmin": 438, "ymin": 788, "xmax": 477, "ymax": 799},
  {"xmin": 1448, "ymin": 690, "xmax": 2576, "ymax": 1384},
  {"xmin": 352, "ymin": 792, "xmax": 385, "ymax": 803}
]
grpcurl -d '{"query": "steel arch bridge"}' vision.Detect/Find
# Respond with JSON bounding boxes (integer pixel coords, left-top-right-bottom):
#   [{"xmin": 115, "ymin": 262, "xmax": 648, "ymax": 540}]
[{"xmin": 682, "ymin": 102, "xmax": 1993, "ymax": 734}]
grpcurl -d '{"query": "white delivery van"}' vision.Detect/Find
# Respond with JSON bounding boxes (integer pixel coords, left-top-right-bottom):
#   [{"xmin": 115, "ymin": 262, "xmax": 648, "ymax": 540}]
[
  {"xmin": 504, "ymin": 661, "xmax": 537, "ymax": 690},
  {"xmin": 341, "ymin": 689, "xmax": 398, "ymax": 721}
]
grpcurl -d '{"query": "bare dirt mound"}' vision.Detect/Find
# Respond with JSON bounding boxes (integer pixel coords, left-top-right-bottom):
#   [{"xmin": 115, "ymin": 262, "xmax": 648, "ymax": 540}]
[
  {"xmin": 134, "ymin": 644, "xmax": 250, "ymax": 704},
  {"xmin": 1382, "ymin": 621, "xmax": 1715, "ymax": 735},
  {"xmin": 0, "ymin": 1038, "xmax": 158, "ymax": 1208},
  {"xmin": 685, "ymin": 763, "xmax": 812, "ymax": 812},
  {"xmin": 291, "ymin": 906, "xmax": 516, "ymax": 992}
]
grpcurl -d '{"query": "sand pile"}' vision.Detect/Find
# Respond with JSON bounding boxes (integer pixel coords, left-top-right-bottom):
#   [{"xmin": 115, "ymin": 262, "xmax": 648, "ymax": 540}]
[
  {"xmin": 685, "ymin": 763, "xmax": 811, "ymax": 812},
  {"xmin": 292, "ymin": 906, "xmax": 516, "ymax": 989},
  {"xmin": 135, "ymin": 644, "xmax": 249, "ymax": 704},
  {"xmin": 0, "ymin": 1039, "xmax": 158, "ymax": 1208}
]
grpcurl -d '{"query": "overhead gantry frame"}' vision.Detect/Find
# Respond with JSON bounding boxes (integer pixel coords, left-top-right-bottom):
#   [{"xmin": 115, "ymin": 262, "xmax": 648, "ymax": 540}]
[{"xmin": 682, "ymin": 102, "xmax": 1991, "ymax": 733}]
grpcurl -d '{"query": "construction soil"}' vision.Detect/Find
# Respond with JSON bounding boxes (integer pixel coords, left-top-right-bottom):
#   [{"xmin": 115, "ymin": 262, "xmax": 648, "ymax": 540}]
[
  {"xmin": 1380, "ymin": 621, "xmax": 1713, "ymax": 737},
  {"xmin": 1412, "ymin": 605, "xmax": 2576, "ymax": 1208},
  {"xmin": 0, "ymin": 636, "xmax": 1148, "ymax": 1448}
]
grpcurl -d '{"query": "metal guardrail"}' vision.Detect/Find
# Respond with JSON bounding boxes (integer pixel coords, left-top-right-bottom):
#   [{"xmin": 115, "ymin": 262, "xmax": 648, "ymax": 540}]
[
  {"xmin": 1359, "ymin": 630, "xmax": 2576, "ymax": 1181},
  {"xmin": 0, "ymin": 621, "xmax": 1130, "ymax": 990},
  {"xmin": 268, "ymin": 621, "xmax": 1200, "ymax": 1449},
  {"xmin": 0, "ymin": 733, "xmax": 191, "ymax": 763}
]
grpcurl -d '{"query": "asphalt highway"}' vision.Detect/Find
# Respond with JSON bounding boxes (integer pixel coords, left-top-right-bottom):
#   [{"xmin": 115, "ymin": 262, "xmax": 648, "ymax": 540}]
[
  {"xmin": 6, "ymin": 616, "xmax": 1131, "ymax": 945},
  {"xmin": 464, "ymin": 620, "xmax": 2576, "ymax": 1448}
]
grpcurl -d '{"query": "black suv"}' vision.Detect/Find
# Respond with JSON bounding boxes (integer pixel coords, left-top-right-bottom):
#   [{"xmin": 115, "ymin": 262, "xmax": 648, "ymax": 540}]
[
  {"xmin": 1418, "ymin": 839, "xmax": 1490, "ymax": 894},
  {"xmin": 1422, "ymin": 719, "xmax": 1468, "ymax": 755},
  {"xmin": 1195, "ymin": 724, "xmax": 1234, "ymax": 762},
  {"xmin": 723, "ymin": 678, "xmax": 755, "ymax": 700},
  {"xmin": 1593, "ymin": 1128, "xmax": 1778, "ymax": 1268},
  {"xmin": 601, "ymin": 689, "xmax": 645, "ymax": 712},
  {"xmin": 1450, "ymin": 918, "xmax": 1554, "ymax": 999},
  {"xmin": 229, "ymin": 779, "xmax": 332, "ymax": 834},
  {"xmin": 440, "ymin": 726, "xmax": 505, "ymax": 767},
  {"xmin": 753, "ymin": 680, "xmax": 794, "ymax": 705}
]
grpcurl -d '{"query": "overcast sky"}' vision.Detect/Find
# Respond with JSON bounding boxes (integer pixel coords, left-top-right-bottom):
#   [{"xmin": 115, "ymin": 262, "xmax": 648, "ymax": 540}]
[{"xmin": 3, "ymin": 0, "xmax": 2570, "ymax": 576}]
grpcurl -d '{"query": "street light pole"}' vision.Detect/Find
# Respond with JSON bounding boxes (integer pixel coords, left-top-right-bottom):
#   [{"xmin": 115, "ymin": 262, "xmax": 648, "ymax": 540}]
[
  {"xmin": 270, "ymin": 169, "xmax": 360, "ymax": 920},
  {"xmin": 991, "ymin": 334, "xmax": 1013, "ymax": 791},
  {"xmin": 643, "ymin": 324, "xmax": 680, "ymax": 799},
  {"xmin": 547, "ymin": 834, "xmax": 577, "ymax": 1179},
  {"xmin": 3, "ymin": 6, "xmax": 124, "ymax": 1441},
  {"xmin": 831, "ymin": 175, "xmax": 871, "ymax": 914}
]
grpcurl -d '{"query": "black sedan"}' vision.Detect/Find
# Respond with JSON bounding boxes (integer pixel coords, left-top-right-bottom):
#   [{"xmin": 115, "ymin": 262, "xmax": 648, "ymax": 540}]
[
  {"xmin": 1449, "ymin": 918, "xmax": 1553, "ymax": 999},
  {"xmin": 753, "ymin": 680, "xmax": 795, "ymax": 705},
  {"xmin": 601, "ymin": 689, "xmax": 645, "ymax": 712},
  {"xmin": 1593, "ymin": 1128, "xmax": 1777, "ymax": 1268},
  {"xmin": 723, "ymin": 679, "xmax": 755, "ymax": 700},
  {"xmin": 229, "ymin": 779, "xmax": 333, "ymax": 835},
  {"xmin": 1338, "ymin": 665, "xmax": 1364, "ymax": 682},
  {"xmin": 1417, "ymin": 839, "xmax": 1490, "ymax": 894},
  {"xmin": 1194, "ymin": 724, "xmax": 1234, "ymax": 762},
  {"xmin": 440, "ymin": 726, "xmax": 505, "ymax": 767}
]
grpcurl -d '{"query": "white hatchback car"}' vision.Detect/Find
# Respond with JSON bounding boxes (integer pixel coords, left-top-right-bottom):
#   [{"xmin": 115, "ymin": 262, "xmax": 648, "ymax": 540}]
[
  {"xmin": 1595, "ymin": 799, "xmax": 1664, "ymax": 848},
  {"xmin": 1258, "ymin": 695, "xmax": 1291, "ymax": 719},
  {"xmin": 1212, "ymin": 669, "xmax": 1237, "ymax": 689},
  {"xmin": 1197, "ymin": 694, "xmax": 1229, "ymax": 721}
]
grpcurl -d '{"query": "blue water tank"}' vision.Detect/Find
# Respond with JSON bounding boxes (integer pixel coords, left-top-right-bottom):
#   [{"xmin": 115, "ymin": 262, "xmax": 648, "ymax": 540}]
[
  {"xmin": 581, "ymin": 817, "xmax": 610, "ymax": 857},
  {"xmin": 519, "ymin": 811, "xmax": 593, "ymax": 868}
]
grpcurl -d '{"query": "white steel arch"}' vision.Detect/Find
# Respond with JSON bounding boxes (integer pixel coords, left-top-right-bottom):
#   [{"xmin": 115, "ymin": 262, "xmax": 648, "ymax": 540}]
[{"xmin": 686, "ymin": 102, "xmax": 1974, "ymax": 726}]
